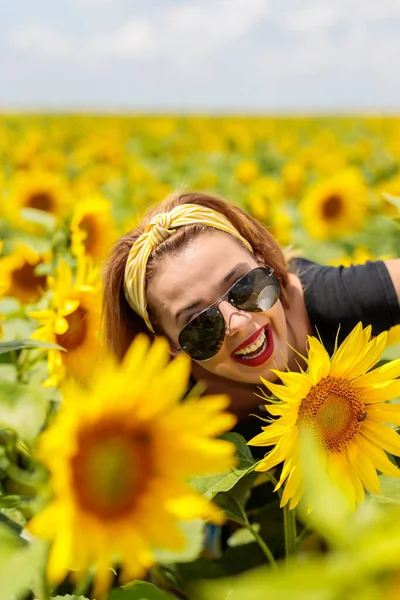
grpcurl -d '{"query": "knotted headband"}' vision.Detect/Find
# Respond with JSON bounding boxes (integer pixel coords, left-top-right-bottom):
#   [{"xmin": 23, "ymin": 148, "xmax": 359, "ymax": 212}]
[{"xmin": 124, "ymin": 203, "xmax": 253, "ymax": 331}]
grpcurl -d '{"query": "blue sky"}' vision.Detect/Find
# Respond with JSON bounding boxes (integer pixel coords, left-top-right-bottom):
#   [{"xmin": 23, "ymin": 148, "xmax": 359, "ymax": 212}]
[{"xmin": 1, "ymin": 0, "xmax": 399, "ymax": 111}]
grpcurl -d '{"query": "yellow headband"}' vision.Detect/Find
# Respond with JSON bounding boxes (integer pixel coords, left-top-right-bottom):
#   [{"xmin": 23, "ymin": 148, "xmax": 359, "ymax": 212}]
[{"xmin": 124, "ymin": 203, "xmax": 253, "ymax": 331}]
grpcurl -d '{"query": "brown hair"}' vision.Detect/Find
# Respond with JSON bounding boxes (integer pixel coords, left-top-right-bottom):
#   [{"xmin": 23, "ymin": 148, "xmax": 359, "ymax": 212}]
[{"xmin": 102, "ymin": 192, "xmax": 290, "ymax": 360}]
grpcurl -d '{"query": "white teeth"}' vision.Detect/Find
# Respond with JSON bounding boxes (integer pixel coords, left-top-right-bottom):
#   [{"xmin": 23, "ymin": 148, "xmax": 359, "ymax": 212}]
[{"xmin": 234, "ymin": 329, "xmax": 266, "ymax": 356}]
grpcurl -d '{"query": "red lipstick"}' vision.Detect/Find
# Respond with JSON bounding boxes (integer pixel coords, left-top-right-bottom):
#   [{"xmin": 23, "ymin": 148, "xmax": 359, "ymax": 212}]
[{"xmin": 231, "ymin": 325, "xmax": 274, "ymax": 367}]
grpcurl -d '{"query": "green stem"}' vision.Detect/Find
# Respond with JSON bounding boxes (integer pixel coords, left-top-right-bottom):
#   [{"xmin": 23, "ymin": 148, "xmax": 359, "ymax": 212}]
[
  {"xmin": 283, "ymin": 503, "xmax": 297, "ymax": 560},
  {"xmin": 37, "ymin": 569, "xmax": 50, "ymax": 600},
  {"xmin": 245, "ymin": 518, "xmax": 278, "ymax": 570},
  {"xmin": 236, "ymin": 497, "xmax": 277, "ymax": 570}
]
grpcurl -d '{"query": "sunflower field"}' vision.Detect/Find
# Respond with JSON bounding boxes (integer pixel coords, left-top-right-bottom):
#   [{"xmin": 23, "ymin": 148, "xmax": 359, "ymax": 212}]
[{"xmin": 0, "ymin": 114, "xmax": 400, "ymax": 600}]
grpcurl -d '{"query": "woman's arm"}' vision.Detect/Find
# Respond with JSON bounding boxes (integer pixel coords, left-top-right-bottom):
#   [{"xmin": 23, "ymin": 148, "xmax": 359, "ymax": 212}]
[{"xmin": 384, "ymin": 259, "xmax": 400, "ymax": 303}]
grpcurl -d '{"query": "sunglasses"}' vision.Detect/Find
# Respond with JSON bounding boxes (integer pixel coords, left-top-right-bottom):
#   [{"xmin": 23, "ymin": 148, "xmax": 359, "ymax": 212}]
[{"xmin": 177, "ymin": 267, "xmax": 280, "ymax": 361}]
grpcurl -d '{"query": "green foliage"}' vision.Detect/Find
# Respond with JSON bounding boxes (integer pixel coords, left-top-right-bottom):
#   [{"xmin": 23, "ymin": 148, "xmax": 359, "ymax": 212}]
[
  {"xmin": 0, "ymin": 531, "xmax": 48, "ymax": 600},
  {"xmin": 153, "ymin": 520, "xmax": 206, "ymax": 565},
  {"xmin": 190, "ymin": 433, "xmax": 256, "ymax": 500},
  {"xmin": 107, "ymin": 582, "xmax": 179, "ymax": 600},
  {"xmin": 194, "ymin": 430, "xmax": 400, "ymax": 600},
  {"xmin": 0, "ymin": 379, "xmax": 49, "ymax": 444},
  {"xmin": 0, "ymin": 338, "xmax": 65, "ymax": 355}
]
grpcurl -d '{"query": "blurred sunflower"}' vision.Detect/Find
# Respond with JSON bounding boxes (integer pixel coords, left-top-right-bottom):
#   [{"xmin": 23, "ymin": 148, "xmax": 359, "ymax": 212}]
[
  {"xmin": 30, "ymin": 257, "xmax": 102, "ymax": 386},
  {"xmin": 235, "ymin": 159, "xmax": 260, "ymax": 185},
  {"xmin": 70, "ymin": 195, "xmax": 117, "ymax": 261},
  {"xmin": 281, "ymin": 162, "xmax": 306, "ymax": 198},
  {"xmin": 7, "ymin": 170, "xmax": 70, "ymax": 226},
  {"xmin": 387, "ymin": 325, "xmax": 400, "ymax": 347},
  {"xmin": 246, "ymin": 176, "xmax": 281, "ymax": 222},
  {"xmin": 0, "ymin": 241, "xmax": 5, "ymax": 338},
  {"xmin": 27, "ymin": 334, "xmax": 236, "ymax": 595},
  {"xmin": 300, "ymin": 169, "xmax": 368, "ymax": 240},
  {"xmin": 0, "ymin": 244, "xmax": 50, "ymax": 304},
  {"xmin": 249, "ymin": 323, "xmax": 400, "ymax": 510}
]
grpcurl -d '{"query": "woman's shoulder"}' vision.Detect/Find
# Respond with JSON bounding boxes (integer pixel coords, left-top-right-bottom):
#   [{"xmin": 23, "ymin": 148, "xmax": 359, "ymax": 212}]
[{"xmin": 288, "ymin": 257, "xmax": 400, "ymax": 354}]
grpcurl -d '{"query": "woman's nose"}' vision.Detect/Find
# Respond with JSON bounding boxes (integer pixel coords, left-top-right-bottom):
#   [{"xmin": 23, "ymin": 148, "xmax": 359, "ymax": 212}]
[{"xmin": 218, "ymin": 300, "xmax": 252, "ymax": 336}]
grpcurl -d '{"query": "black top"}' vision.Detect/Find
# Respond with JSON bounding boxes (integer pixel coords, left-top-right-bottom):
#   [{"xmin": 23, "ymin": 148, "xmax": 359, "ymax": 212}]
[
  {"xmin": 289, "ymin": 258, "xmax": 400, "ymax": 355},
  {"xmin": 235, "ymin": 258, "xmax": 400, "ymax": 445}
]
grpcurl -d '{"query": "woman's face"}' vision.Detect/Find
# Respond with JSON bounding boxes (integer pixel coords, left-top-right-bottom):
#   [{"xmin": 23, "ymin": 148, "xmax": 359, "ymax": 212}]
[{"xmin": 147, "ymin": 230, "xmax": 290, "ymax": 385}]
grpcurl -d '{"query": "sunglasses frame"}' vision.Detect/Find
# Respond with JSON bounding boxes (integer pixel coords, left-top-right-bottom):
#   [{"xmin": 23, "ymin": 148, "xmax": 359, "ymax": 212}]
[{"xmin": 176, "ymin": 266, "xmax": 279, "ymax": 361}]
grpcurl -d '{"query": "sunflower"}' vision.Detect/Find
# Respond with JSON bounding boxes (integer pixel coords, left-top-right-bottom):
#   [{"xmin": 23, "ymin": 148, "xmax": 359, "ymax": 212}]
[
  {"xmin": 27, "ymin": 334, "xmax": 236, "ymax": 595},
  {"xmin": 70, "ymin": 195, "xmax": 117, "ymax": 262},
  {"xmin": 235, "ymin": 159, "xmax": 260, "ymax": 185},
  {"xmin": 248, "ymin": 323, "xmax": 400, "ymax": 511},
  {"xmin": 0, "ymin": 241, "xmax": 5, "ymax": 338},
  {"xmin": 329, "ymin": 246, "xmax": 393, "ymax": 268},
  {"xmin": 7, "ymin": 170, "xmax": 70, "ymax": 227},
  {"xmin": 0, "ymin": 244, "xmax": 50, "ymax": 304},
  {"xmin": 387, "ymin": 325, "xmax": 400, "ymax": 347},
  {"xmin": 30, "ymin": 257, "xmax": 102, "ymax": 386},
  {"xmin": 299, "ymin": 169, "xmax": 368, "ymax": 240}
]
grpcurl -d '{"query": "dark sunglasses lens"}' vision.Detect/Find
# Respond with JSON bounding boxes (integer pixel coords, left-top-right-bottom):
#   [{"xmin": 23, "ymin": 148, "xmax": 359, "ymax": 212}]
[
  {"xmin": 178, "ymin": 307, "xmax": 225, "ymax": 361},
  {"xmin": 229, "ymin": 268, "xmax": 280, "ymax": 312}
]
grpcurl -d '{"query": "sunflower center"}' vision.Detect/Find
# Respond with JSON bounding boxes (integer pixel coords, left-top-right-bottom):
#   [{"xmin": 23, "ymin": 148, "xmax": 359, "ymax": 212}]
[
  {"xmin": 71, "ymin": 423, "xmax": 151, "ymax": 519},
  {"xmin": 27, "ymin": 192, "xmax": 54, "ymax": 212},
  {"xmin": 56, "ymin": 305, "xmax": 87, "ymax": 350},
  {"xmin": 80, "ymin": 215, "xmax": 98, "ymax": 255},
  {"xmin": 298, "ymin": 377, "xmax": 365, "ymax": 452},
  {"xmin": 322, "ymin": 195, "xmax": 343, "ymax": 220},
  {"xmin": 11, "ymin": 261, "xmax": 47, "ymax": 297}
]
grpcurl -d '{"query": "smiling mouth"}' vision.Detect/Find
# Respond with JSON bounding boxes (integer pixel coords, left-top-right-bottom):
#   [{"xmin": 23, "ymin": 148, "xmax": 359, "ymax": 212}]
[{"xmin": 231, "ymin": 325, "xmax": 274, "ymax": 367}]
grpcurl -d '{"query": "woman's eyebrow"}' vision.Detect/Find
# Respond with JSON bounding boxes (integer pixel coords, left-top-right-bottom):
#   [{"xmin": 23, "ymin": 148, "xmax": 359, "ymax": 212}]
[{"xmin": 174, "ymin": 262, "xmax": 249, "ymax": 323}]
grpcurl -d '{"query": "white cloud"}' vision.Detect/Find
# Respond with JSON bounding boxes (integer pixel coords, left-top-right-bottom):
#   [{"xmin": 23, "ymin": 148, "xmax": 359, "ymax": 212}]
[
  {"xmin": 285, "ymin": 5, "xmax": 338, "ymax": 32},
  {"xmin": 91, "ymin": 19, "xmax": 159, "ymax": 59},
  {"xmin": 7, "ymin": 24, "xmax": 73, "ymax": 59},
  {"xmin": 2, "ymin": 0, "xmax": 400, "ymax": 108},
  {"xmin": 167, "ymin": 0, "xmax": 269, "ymax": 40}
]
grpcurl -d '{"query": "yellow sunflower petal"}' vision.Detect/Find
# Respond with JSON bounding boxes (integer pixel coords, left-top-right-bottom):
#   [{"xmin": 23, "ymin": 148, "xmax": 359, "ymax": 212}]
[
  {"xmin": 356, "ymin": 433, "xmax": 400, "ymax": 479},
  {"xmin": 330, "ymin": 322, "xmax": 365, "ymax": 378},
  {"xmin": 260, "ymin": 377, "xmax": 304, "ymax": 403},
  {"xmin": 361, "ymin": 421, "xmax": 400, "ymax": 456},
  {"xmin": 354, "ymin": 358, "xmax": 400, "ymax": 387},
  {"xmin": 266, "ymin": 404, "xmax": 287, "ymax": 416},
  {"xmin": 359, "ymin": 380, "xmax": 400, "ymax": 403},
  {"xmin": 347, "ymin": 441, "xmax": 381, "ymax": 494},
  {"xmin": 327, "ymin": 453, "xmax": 356, "ymax": 511},
  {"xmin": 340, "ymin": 451, "xmax": 365, "ymax": 504},
  {"xmin": 254, "ymin": 430, "xmax": 296, "ymax": 471},
  {"xmin": 366, "ymin": 404, "xmax": 400, "ymax": 427},
  {"xmin": 306, "ymin": 336, "xmax": 331, "ymax": 385},
  {"xmin": 344, "ymin": 332, "xmax": 387, "ymax": 380},
  {"xmin": 280, "ymin": 464, "xmax": 302, "ymax": 508}
]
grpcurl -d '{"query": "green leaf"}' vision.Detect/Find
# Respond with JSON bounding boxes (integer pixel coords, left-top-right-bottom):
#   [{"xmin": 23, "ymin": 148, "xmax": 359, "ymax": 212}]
[
  {"xmin": 213, "ymin": 493, "xmax": 246, "ymax": 525},
  {"xmin": 382, "ymin": 193, "xmax": 400, "ymax": 212},
  {"xmin": 382, "ymin": 343, "xmax": 400, "ymax": 361},
  {"xmin": 213, "ymin": 471, "xmax": 258, "ymax": 525},
  {"xmin": 153, "ymin": 520, "xmax": 205, "ymax": 564},
  {"xmin": 0, "ymin": 380, "xmax": 49, "ymax": 443},
  {"xmin": 0, "ymin": 522, "xmax": 25, "ymax": 564},
  {"xmin": 370, "ymin": 474, "xmax": 400, "ymax": 504},
  {"xmin": 51, "ymin": 594, "xmax": 89, "ymax": 600},
  {"xmin": 107, "ymin": 581, "xmax": 179, "ymax": 600},
  {"xmin": 0, "ymin": 539, "xmax": 48, "ymax": 600},
  {"xmin": 0, "ymin": 494, "xmax": 21, "ymax": 508},
  {"xmin": 190, "ymin": 433, "xmax": 255, "ymax": 500},
  {"xmin": 227, "ymin": 524, "xmax": 260, "ymax": 547},
  {"xmin": 0, "ymin": 338, "xmax": 65, "ymax": 355},
  {"xmin": 20, "ymin": 207, "xmax": 57, "ymax": 232}
]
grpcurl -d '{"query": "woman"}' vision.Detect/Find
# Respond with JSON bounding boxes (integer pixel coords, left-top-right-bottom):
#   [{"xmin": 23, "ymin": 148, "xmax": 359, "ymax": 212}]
[{"xmin": 103, "ymin": 191, "xmax": 400, "ymax": 439}]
